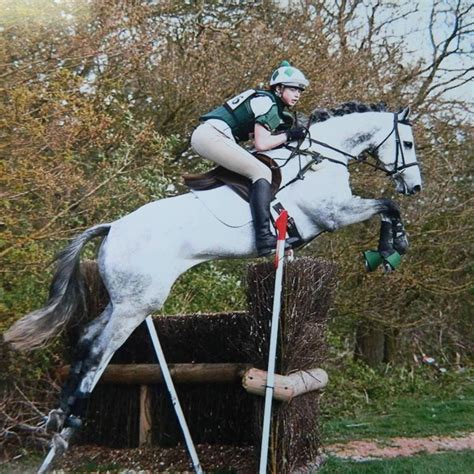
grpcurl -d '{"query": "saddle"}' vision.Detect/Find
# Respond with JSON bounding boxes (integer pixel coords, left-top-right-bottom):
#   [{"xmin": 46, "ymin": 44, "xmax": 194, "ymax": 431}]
[{"xmin": 183, "ymin": 154, "xmax": 282, "ymax": 202}]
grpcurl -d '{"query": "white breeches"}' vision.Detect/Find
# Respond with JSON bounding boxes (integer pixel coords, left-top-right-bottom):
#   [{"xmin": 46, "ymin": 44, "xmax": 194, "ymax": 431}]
[{"xmin": 191, "ymin": 121, "xmax": 272, "ymax": 184}]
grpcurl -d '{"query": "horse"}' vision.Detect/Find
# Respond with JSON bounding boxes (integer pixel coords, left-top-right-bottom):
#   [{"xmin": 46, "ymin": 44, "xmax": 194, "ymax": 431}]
[{"xmin": 4, "ymin": 102, "xmax": 422, "ymax": 433}]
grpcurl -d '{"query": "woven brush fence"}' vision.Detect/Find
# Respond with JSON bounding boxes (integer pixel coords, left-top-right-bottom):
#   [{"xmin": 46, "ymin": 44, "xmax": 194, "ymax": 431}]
[
  {"xmin": 61, "ymin": 258, "xmax": 336, "ymax": 472},
  {"xmin": 73, "ymin": 312, "xmax": 255, "ymax": 448}
]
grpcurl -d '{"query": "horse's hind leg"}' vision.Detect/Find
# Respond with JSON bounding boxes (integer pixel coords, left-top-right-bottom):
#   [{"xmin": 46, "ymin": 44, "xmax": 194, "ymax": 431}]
[
  {"xmin": 58, "ymin": 305, "xmax": 113, "ymax": 412},
  {"xmin": 62, "ymin": 304, "xmax": 149, "ymax": 423},
  {"xmin": 45, "ymin": 305, "xmax": 113, "ymax": 431}
]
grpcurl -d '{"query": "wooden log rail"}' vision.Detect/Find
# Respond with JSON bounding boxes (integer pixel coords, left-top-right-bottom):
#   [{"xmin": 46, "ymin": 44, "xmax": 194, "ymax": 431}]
[
  {"xmin": 57, "ymin": 363, "xmax": 252, "ymax": 384},
  {"xmin": 242, "ymin": 368, "xmax": 328, "ymax": 402},
  {"xmin": 58, "ymin": 364, "xmax": 328, "ymax": 398},
  {"xmin": 57, "ymin": 363, "xmax": 327, "ymax": 446}
]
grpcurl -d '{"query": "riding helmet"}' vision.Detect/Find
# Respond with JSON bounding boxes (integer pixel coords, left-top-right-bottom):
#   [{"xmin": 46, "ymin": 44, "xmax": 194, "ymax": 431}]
[{"xmin": 270, "ymin": 60, "xmax": 309, "ymax": 90}]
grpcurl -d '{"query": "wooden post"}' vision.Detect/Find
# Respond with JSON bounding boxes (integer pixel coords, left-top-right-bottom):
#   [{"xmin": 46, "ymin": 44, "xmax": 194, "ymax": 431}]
[{"xmin": 139, "ymin": 385, "xmax": 152, "ymax": 446}]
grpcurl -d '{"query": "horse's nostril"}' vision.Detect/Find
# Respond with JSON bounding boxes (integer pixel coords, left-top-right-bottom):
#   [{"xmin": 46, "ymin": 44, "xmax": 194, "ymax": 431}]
[{"xmin": 413, "ymin": 185, "xmax": 421, "ymax": 194}]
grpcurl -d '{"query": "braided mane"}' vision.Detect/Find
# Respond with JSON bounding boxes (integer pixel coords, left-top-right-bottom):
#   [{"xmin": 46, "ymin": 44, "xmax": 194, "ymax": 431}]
[{"xmin": 309, "ymin": 101, "xmax": 388, "ymax": 123}]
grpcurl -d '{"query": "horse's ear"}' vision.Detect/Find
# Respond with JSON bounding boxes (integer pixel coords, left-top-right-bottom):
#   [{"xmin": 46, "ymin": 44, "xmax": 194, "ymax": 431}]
[{"xmin": 399, "ymin": 106, "xmax": 410, "ymax": 121}]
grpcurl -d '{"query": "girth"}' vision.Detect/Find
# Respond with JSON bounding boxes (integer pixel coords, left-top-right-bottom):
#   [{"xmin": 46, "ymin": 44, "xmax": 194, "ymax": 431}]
[{"xmin": 183, "ymin": 154, "xmax": 282, "ymax": 202}]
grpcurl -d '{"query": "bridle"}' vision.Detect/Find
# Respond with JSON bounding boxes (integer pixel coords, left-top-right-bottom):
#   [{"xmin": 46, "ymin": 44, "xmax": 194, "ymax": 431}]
[
  {"xmin": 362, "ymin": 113, "xmax": 419, "ymax": 178},
  {"xmin": 279, "ymin": 112, "xmax": 419, "ymax": 190}
]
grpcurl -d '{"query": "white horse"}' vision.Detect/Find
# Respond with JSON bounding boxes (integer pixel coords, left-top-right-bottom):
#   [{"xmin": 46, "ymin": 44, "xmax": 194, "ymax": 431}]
[{"xmin": 5, "ymin": 102, "xmax": 422, "ymax": 430}]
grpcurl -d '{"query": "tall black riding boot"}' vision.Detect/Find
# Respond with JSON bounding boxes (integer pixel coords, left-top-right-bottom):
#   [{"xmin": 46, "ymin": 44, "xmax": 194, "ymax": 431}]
[{"xmin": 249, "ymin": 179, "xmax": 278, "ymax": 256}]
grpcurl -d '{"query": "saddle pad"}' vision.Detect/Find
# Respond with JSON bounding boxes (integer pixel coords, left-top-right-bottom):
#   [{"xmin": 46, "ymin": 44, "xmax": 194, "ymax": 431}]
[
  {"xmin": 191, "ymin": 188, "xmax": 252, "ymax": 228},
  {"xmin": 191, "ymin": 186, "xmax": 293, "ymax": 235}
]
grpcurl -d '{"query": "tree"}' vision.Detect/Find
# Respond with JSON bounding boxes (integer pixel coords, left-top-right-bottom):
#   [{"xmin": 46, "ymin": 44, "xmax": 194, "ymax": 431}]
[{"xmin": 1, "ymin": 0, "xmax": 472, "ymax": 363}]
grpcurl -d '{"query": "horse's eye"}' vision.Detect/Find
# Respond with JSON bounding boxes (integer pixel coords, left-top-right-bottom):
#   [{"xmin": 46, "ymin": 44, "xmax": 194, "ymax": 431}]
[{"xmin": 403, "ymin": 141, "xmax": 413, "ymax": 149}]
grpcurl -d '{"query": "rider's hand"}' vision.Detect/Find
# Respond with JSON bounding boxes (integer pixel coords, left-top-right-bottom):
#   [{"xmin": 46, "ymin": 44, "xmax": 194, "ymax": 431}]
[{"xmin": 286, "ymin": 127, "xmax": 306, "ymax": 142}]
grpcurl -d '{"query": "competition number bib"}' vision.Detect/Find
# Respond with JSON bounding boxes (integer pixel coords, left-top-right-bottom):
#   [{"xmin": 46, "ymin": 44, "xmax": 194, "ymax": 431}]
[{"xmin": 225, "ymin": 89, "xmax": 256, "ymax": 110}]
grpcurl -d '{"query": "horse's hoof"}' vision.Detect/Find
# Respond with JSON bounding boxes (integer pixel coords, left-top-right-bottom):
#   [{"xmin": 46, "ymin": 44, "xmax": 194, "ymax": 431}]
[
  {"xmin": 383, "ymin": 251, "xmax": 402, "ymax": 271},
  {"xmin": 44, "ymin": 409, "xmax": 66, "ymax": 432},
  {"xmin": 64, "ymin": 415, "xmax": 82, "ymax": 429},
  {"xmin": 363, "ymin": 250, "xmax": 383, "ymax": 271}
]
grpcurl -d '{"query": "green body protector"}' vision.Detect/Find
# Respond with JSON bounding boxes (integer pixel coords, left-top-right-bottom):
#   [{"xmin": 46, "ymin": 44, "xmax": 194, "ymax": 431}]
[{"xmin": 200, "ymin": 89, "xmax": 294, "ymax": 142}]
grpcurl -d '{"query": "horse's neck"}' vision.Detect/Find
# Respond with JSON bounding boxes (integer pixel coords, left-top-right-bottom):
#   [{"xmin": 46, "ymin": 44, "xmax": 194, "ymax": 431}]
[
  {"xmin": 276, "ymin": 111, "xmax": 393, "ymax": 193},
  {"xmin": 308, "ymin": 112, "xmax": 390, "ymax": 159}
]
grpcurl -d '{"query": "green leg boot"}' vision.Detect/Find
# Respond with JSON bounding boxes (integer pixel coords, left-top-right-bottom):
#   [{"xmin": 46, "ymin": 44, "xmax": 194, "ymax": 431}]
[{"xmin": 363, "ymin": 250, "xmax": 383, "ymax": 272}]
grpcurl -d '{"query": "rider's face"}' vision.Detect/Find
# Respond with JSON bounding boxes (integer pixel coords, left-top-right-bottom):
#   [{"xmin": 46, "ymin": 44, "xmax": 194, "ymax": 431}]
[{"xmin": 279, "ymin": 86, "xmax": 303, "ymax": 107}]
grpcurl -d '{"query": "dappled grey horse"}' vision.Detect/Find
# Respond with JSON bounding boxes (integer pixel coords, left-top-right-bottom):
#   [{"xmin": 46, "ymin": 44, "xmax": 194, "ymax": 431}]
[{"xmin": 5, "ymin": 102, "xmax": 422, "ymax": 434}]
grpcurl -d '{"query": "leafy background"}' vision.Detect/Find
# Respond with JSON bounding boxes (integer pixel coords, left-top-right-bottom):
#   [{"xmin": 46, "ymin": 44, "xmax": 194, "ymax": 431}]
[{"xmin": 1, "ymin": 0, "xmax": 472, "ymax": 457}]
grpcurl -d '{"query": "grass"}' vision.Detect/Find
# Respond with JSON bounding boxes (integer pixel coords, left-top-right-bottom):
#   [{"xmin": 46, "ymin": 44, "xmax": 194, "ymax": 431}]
[
  {"xmin": 0, "ymin": 453, "xmax": 43, "ymax": 474},
  {"xmin": 324, "ymin": 390, "xmax": 474, "ymax": 443},
  {"xmin": 319, "ymin": 368, "xmax": 474, "ymax": 473},
  {"xmin": 0, "ymin": 455, "xmax": 123, "ymax": 474},
  {"xmin": 319, "ymin": 450, "xmax": 474, "ymax": 473},
  {"xmin": 321, "ymin": 362, "xmax": 474, "ymax": 443}
]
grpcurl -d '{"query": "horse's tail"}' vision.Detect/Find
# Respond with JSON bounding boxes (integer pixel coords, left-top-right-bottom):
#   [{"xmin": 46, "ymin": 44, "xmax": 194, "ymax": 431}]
[{"xmin": 4, "ymin": 223, "xmax": 112, "ymax": 351}]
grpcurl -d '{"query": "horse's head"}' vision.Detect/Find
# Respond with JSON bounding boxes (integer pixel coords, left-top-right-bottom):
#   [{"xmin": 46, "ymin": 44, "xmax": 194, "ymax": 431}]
[{"xmin": 373, "ymin": 107, "xmax": 422, "ymax": 195}]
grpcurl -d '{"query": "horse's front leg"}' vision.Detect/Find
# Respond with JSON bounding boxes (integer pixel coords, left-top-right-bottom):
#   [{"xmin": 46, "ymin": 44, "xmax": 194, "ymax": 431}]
[
  {"xmin": 378, "ymin": 213, "xmax": 409, "ymax": 271},
  {"xmin": 376, "ymin": 198, "xmax": 410, "ymax": 270},
  {"xmin": 375, "ymin": 198, "xmax": 409, "ymax": 255},
  {"xmin": 331, "ymin": 196, "xmax": 399, "ymax": 228},
  {"xmin": 349, "ymin": 197, "xmax": 409, "ymax": 272},
  {"xmin": 377, "ymin": 216, "xmax": 401, "ymax": 272},
  {"xmin": 330, "ymin": 197, "xmax": 407, "ymax": 271},
  {"xmin": 391, "ymin": 216, "xmax": 409, "ymax": 255}
]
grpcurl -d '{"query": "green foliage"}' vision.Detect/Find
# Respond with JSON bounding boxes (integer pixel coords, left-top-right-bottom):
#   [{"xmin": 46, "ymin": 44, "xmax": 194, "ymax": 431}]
[
  {"xmin": 324, "ymin": 357, "xmax": 473, "ymax": 416},
  {"xmin": 159, "ymin": 260, "xmax": 247, "ymax": 315},
  {"xmin": 0, "ymin": 453, "xmax": 44, "ymax": 474}
]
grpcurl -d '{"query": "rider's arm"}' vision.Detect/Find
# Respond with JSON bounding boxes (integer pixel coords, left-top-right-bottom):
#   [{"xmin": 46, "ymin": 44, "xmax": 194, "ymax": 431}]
[{"xmin": 254, "ymin": 123, "xmax": 287, "ymax": 151}]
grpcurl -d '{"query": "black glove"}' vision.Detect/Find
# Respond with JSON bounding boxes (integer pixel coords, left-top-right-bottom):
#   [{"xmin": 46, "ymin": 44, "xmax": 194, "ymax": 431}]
[{"xmin": 286, "ymin": 127, "xmax": 306, "ymax": 142}]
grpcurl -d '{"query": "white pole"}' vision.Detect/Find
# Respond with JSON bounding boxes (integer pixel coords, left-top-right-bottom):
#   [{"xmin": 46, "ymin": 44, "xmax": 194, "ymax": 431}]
[
  {"xmin": 259, "ymin": 211, "xmax": 288, "ymax": 474},
  {"xmin": 145, "ymin": 316, "xmax": 203, "ymax": 474}
]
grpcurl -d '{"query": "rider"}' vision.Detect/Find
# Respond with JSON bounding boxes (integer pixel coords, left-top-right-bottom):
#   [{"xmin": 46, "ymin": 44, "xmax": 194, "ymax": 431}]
[{"xmin": 191, "ymin": 61, "xmax": 309, "ymax": 256}]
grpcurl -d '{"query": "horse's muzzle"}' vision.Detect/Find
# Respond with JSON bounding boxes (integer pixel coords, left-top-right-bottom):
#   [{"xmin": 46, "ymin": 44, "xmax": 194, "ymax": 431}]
[{"xmin": 396, "ymin": 180, "xmax": 422, "ymax": 195}]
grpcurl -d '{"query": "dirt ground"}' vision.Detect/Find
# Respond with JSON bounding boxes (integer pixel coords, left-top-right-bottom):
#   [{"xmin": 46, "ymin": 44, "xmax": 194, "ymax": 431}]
[
  {"xmin": 324, "ymin": 432, "xmax": 474, "ymax": 461},
  {"xmin": 44, "ymin": 432, "xmax": 474, "ymax": 472},
  {"xmin": 58, "ymin": 444, "xmax": 257, "ymax": 473}
]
